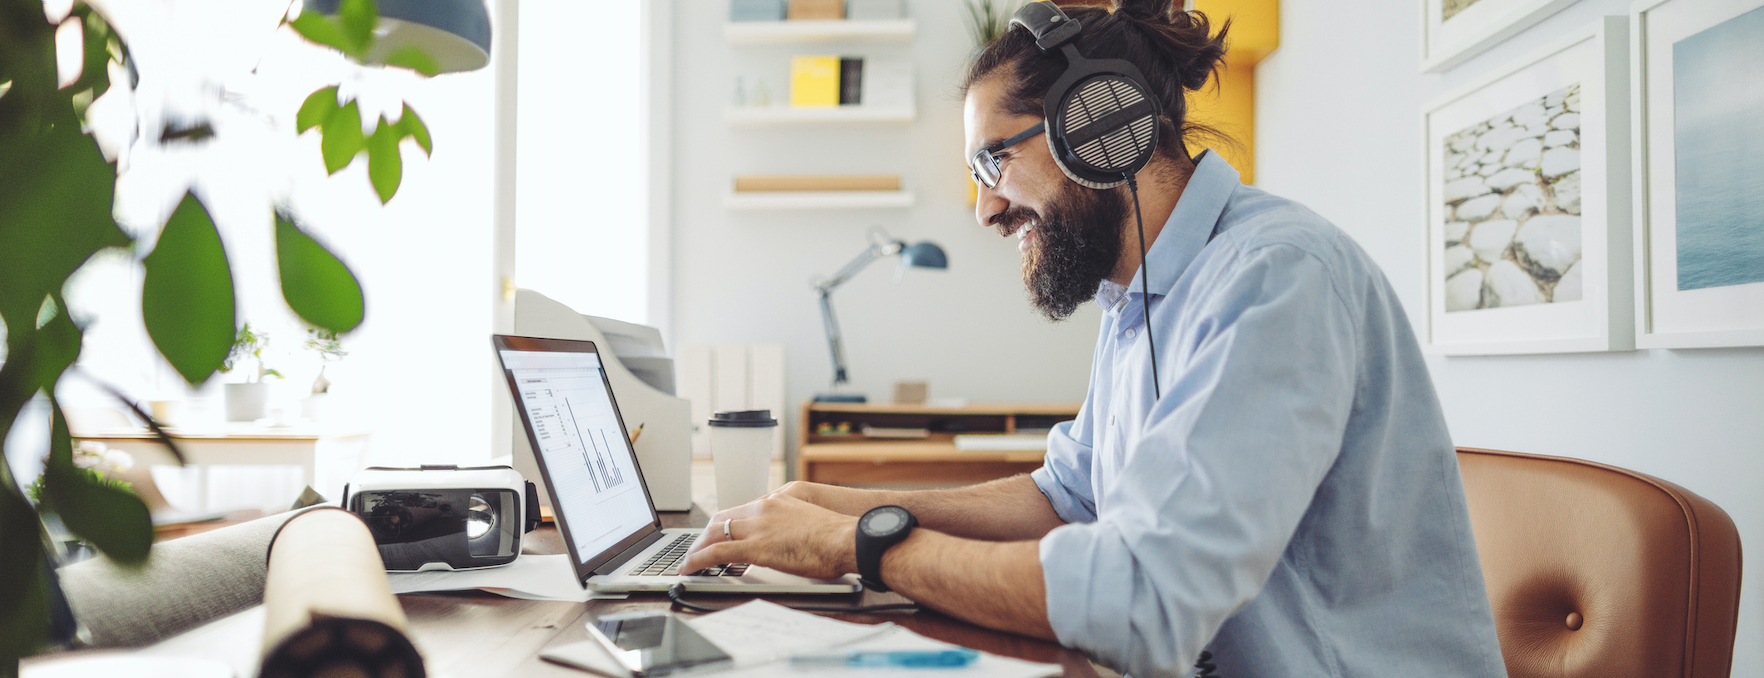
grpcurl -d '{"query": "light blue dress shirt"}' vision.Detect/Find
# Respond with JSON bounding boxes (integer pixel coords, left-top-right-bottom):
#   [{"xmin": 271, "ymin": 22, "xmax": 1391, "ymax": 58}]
[{"xmin": 1032, "ymin": 152, "xmax": 1507, "ymax": 678}]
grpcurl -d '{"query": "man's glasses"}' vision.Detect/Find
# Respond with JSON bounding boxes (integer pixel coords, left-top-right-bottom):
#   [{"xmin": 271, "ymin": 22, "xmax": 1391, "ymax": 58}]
[{"xmin": 969, "ymin": 121, "xmax": 1046, "ymax": 190}]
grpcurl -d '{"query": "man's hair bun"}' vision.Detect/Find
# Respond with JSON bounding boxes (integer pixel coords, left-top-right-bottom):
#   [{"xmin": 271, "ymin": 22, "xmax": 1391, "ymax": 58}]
[{"xmin": 1112, "ymin": 0, "xmax": 1174, "ymax": 23}]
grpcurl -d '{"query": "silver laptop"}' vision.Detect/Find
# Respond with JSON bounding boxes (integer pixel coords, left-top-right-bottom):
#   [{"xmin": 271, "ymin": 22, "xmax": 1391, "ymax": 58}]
[{"xmin": 493, "ymin": 335, "xmax": 861, "ymax": 594}]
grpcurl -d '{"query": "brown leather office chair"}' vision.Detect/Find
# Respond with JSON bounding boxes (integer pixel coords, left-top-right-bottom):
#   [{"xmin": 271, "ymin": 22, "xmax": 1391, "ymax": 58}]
[{"xmin": 1456, "ymin": 447, "xmax": 1742, "ymax": 678}]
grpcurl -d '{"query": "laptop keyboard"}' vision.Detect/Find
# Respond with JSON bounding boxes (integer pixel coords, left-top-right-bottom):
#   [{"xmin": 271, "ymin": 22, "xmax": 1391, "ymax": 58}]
[{"xmin": 631, "ymin": 533, "xmax": 751, "ymax": 577}]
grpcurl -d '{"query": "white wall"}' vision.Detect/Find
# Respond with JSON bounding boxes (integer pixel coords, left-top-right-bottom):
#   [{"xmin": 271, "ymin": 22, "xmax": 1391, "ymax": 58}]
[
  {"xmin": 1256, "ymin": 0, "xmax": 1764, "ymax": 673},
  {"xmin": 666, "ymin": 0, "xmax": 1100, "ymax": 454}
]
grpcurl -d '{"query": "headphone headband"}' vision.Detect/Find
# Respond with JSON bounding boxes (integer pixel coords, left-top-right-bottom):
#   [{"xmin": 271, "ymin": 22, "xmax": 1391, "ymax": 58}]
[{"xmin": 1009, "ymin": 2, "xmax": 1083, "ymax": 52}]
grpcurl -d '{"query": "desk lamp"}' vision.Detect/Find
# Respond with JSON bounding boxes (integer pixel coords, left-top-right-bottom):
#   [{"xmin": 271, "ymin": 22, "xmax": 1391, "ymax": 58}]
[
  {"xmin": 301, "ymin": 0, "xmax": 493, "ymax": 73},
  {"xmin": 812, "ymin": 228, "xmax": 948, "ymax": 403}
]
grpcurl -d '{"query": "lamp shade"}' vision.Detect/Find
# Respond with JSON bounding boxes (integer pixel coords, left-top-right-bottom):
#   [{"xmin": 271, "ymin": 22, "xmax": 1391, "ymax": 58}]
[
  {"xmin": 899, "ymin": 241, "xmax": 947, "ymax": 270},
  {"xmin": 305, "ymin": 0, "xmax": 492, "ymax": 73}
]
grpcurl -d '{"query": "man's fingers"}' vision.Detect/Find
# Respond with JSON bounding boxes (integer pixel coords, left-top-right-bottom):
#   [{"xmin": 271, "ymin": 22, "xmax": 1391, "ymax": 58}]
[{"xmin": 678, "ymin": 540, "xmax": 752, "ymax": 573}]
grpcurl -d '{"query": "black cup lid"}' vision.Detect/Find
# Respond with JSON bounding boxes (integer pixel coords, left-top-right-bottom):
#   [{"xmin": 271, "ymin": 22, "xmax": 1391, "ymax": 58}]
[{"xmin": 708, "ymin": 410, "xmax": 778, "ymax": 427}]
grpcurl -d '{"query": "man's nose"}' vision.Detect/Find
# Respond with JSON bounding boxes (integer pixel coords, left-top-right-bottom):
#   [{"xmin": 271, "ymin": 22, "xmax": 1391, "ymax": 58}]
[{"xmin": 975, "ymin": 182, "xmax": 1009, "ymax": 229}]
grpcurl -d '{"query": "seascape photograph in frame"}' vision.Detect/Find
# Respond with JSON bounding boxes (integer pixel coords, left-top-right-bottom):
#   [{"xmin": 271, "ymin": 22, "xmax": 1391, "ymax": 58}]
[
  {"xmin": 1632, "ymin": 0, "xmax": 1764, "ymax": 348},
  {"xmin": 1422, "ymin": 0, "xmax": 1578, "ymax": 72},
  {"xmin": 1422, "ymin": 17, "xmax": 1633, "ymax": 355}
]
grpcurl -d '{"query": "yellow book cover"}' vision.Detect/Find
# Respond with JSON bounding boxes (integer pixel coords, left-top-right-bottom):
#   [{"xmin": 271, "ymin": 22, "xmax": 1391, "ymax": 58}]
[{"xmin": 790, "ymin": 55, "xmax": 840, "ymax": 108}]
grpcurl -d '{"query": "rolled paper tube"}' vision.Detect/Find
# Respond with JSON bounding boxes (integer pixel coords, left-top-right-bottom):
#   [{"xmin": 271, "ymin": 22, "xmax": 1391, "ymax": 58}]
[
  {"xmin": 58, "ymin": 509, "xmax": 301, "ymax": 648},
  {"xmin": 260, "ymin": 508, "xmax": 425, "ymax": 678}
]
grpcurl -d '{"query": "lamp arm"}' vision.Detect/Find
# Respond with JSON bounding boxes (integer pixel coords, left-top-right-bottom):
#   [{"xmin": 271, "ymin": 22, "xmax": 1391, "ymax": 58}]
[
  {"xmin": 818, "ymin": 288, "xmax": 850, "ymax": 388},
  {"xmin": 815, "ymin": 240, "xmax": 903, "ymax": 294}
]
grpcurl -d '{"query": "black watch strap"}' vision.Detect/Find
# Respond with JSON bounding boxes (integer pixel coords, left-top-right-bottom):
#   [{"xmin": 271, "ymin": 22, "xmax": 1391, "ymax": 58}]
[{"xmin": 855, "ymin": 506, "xmax": 916, "ymax": 593}]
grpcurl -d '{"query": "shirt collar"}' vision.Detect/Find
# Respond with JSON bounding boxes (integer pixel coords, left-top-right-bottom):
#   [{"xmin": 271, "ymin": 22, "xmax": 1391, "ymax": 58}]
[{"xmin": 1095, "ymin": 150, "xmax": 1241, "ymax": 309}]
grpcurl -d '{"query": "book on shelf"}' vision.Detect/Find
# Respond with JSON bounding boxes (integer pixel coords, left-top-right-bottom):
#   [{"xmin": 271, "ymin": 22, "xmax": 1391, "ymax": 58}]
[
  {"xmin": 846, "ymin": 0, "xmax": 903, "ymax": 20},
  {"xmin": 861, "ymin": 425, "xmax": 929, "ymax": 439},
  {"xmin": 953, "ymin": 434, "xmax": 1050, "ymax": 452},
  {"xmin": 790, "ymin": 55, "xmax": 841, "ymax": 107},
  {"xmin": 787, "ymin": 0, "xmax": 842, "ymax": 20},
  {"xmin": 839, "ymin": 57, "xmax": 864, "ymax": 105},
  {"xmin": 733, "ymin": 175, "xmax": 900, "ymax": 192},
  {"xmin": 729, "ymin": 0, "xmax": 785, "ymax": 21}
]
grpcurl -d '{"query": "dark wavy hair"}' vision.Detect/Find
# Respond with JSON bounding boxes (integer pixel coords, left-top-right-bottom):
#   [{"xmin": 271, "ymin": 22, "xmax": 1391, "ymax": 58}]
[{"xmin": 961, "ymin": 0, "xmax": 1232, "ymax": 162}]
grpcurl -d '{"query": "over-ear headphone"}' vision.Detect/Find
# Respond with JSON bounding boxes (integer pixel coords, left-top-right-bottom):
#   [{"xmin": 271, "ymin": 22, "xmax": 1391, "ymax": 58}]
[{"xmin": 1008, "ymin": 1, "xmax": 1162, "ymax": 190}]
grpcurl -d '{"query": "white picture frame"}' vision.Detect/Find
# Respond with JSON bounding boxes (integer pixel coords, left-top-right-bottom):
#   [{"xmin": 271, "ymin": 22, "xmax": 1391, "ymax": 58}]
[
  {"xmin": 1630, "ymin": 0, "xmax": 1764, "ymax": 348},
  {"xmin": 1422, "ymin": 0, "xmax": 1579, "ymax": 72},
  {"xmin": 1421, "ymin": 17, "xmax": 1634, "ymax": 355}
]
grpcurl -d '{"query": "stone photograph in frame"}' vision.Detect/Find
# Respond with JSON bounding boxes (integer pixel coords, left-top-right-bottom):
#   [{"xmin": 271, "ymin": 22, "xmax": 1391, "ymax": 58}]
[
  {"xmin": 1422, "ymin": 17, "xmax": 1634, "ymax": 355},
  {"xmin": 1422, "ymin": 0, "xmax": 1578, "ymax": 72},
  {"xmin": 1631, "ymin": 0, "xmax": 1764, "ymax": 348}
]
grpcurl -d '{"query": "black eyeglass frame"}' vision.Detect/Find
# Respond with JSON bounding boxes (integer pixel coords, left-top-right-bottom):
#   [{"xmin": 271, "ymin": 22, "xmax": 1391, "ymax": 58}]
[{"xmin": 969, "ymin": 121, "xmax": 1046, "ymax": 190}]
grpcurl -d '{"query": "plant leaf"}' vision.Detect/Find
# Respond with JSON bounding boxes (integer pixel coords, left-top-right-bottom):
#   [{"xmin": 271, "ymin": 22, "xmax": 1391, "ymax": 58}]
[
  {"xmin": 141, "ymin": 193, "xmax": 235, "ymax": 385},
  {"xmin": 0, "ymin": 121, "xmax": 128, "ymax": 334},
  {"xmin": 288, "ymin": 11, "xmax": 352, "ymax": 54},
  {"xmin": 0, "ymin": 489, "xmax": 50, "ymax": 664},
  {"xmin": 43, "ymin": 400, "xmax": 152, "ymax": 565},
  {"xmin": 336, "ymin": 0, "xmax": 379, "ymax": 58},
  {"xmin": 382, "ymin": 46, "xmax": 440, "ymax": 77},
  {"xmin": 397, "ymin": 104, "xmax": 430, "ymax": 156},
  {"xmin": 319, "ymin": 100, "xmax": 363, "ymax": 174},
  {"xmin": 365, "ymin": 119, "xmax": 401, "ymax": 203},
  {"xmin": 275, "ymin": 213, "xmax": 365, "ymax": 333},
  {"xmin": 296, "ymin": 86, "xmax": 340, "ymax": 134},
  {"xmin": 27, "ymin": 296, "xmax": 82, "ymax": 395}
]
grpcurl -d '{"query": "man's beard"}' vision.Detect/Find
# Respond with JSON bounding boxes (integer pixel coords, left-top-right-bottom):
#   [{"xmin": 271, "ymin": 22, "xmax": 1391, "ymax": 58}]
[{"xmin": 993, "ymin": 182, "xmax": 1128, "ymax": 322}]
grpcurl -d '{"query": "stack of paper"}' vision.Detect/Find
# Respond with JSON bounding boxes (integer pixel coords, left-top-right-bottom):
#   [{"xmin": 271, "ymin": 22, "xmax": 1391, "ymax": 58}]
[
  {"xmin": 687, "ymin": 601, "xmax": 1061, "ymax": 678},
  {"xmin": 385, "ymin": 553, "xmax": 626, "ymax": 602}
]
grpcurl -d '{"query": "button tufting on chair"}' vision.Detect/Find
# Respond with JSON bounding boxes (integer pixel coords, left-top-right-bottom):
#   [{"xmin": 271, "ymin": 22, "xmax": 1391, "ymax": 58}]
[{"xmin": 1456, "ymin": 448, "xmax": 1741, "ymax": 678}]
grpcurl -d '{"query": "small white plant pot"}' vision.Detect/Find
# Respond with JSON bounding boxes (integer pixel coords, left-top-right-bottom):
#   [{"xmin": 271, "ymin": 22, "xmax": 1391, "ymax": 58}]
[{"xmin": 225, "ymin": 383, "xmax": 270, "ymax": 422}]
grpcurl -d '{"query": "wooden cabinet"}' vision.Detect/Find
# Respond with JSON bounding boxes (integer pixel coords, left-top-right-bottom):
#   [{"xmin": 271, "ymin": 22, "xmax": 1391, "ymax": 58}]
[{"xmin": 795, "ymin": 401, "xmax": 1080, "ymax": 487}]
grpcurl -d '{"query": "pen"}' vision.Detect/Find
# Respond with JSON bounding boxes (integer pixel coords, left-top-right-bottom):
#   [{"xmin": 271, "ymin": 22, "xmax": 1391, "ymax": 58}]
[
  {"xmin": 789, "ymin": 649, "xmax": 978, "ymax": 668},
  {"xmin": 629, "ymin": 423, "xmax": 645, "ymax": 445}
]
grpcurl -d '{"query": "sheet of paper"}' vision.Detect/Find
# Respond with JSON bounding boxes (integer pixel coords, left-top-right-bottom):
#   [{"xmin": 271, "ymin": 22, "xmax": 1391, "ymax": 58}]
[
  {"xmin": 714, "ymin": 625, "xmax": 1062, "ymax": 678},
  {"xmin": 385, "ymin": 553, "xmax": 626, "ymax": 602},
  {"xmin": 683, "ymin": 600, "xmax": 894, "ymax": 666}
]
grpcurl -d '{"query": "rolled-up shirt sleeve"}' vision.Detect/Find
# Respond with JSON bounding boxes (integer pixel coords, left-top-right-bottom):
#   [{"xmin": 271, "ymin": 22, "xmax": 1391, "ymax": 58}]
[
  {"xmin": 1034, "ymin": 415, "xmax": 1098, "ymax": 524},
  {"xmin": 1038, "ymin": 243, "xmax": 1358, "ymax": 677}
]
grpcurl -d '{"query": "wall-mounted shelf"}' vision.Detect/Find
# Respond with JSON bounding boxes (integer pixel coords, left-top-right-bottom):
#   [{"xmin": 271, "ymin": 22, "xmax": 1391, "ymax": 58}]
[
  {"xmin": 724, "ymin": 20, "xmax": 916, "ymax": 45},
  {"xmin": 725, "ymin": 191, "xmax": 915, "ymax": 210},
  {"xmin": 725, "ymin": 105, "xmax": 915, "ymax": 126}
]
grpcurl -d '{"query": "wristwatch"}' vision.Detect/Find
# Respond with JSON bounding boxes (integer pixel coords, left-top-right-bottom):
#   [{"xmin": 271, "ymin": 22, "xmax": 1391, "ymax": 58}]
[{"xmin": 854, "ymin": 505, "xmax": 917, "ymax": 592}]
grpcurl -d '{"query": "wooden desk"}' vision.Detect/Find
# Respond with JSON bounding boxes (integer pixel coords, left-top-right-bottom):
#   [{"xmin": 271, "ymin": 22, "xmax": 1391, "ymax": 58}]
[
  {"xmin": 797, "ymin": 402, "xmax": 1080, "ymax": 487},
  {"xmin": 74, "ymin": 425, "xmax": 369, "ymax": 510},
  {"xmin": 399, "ymin": 508, "xmax": 1100, "ymax": 678}
]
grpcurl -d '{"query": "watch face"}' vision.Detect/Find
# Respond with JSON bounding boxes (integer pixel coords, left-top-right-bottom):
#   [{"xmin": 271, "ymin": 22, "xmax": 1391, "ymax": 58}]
[{"xmin": 861, "ymin": 508, "xmax": 907, "ymax": 537}]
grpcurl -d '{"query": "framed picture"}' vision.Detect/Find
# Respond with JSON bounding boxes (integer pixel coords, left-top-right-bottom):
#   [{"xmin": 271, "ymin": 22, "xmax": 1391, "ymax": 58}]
[
  {"xmin": 1422, "ymin": 17, "xmax": 1633, "ymax": 355},
  {"xmin": 1422, "ymin": 0, "xmax": 1578, "ymax": 72},
  {"xmin": 1631, "ymin": 0, "xmax": 1764, "ymax": 348}
]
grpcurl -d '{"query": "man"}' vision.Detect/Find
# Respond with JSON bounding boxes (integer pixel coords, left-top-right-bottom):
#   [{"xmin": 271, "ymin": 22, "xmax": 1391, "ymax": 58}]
[{"xmin": 680, "ymin": 2, "xmax": 1507, "ymax": 676}]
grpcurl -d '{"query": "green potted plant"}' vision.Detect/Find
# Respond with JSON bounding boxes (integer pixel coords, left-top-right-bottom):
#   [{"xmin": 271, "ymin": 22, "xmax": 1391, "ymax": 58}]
[{"xmin": 221, "ymin": 323, "xmax": 282, "ymax": 422}]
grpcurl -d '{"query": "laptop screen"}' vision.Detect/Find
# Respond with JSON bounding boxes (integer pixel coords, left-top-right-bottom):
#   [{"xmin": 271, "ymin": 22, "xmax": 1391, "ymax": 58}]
[{"xmin": 495, "ymin": 336, "xmax": 658, "ymax": 573}]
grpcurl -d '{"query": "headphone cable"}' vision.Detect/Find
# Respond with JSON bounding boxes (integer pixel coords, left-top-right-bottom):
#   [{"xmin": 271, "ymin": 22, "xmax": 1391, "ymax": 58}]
[{"xmin": 1125, "ymin": 173, "xmax": 1161, "ymax": 401}]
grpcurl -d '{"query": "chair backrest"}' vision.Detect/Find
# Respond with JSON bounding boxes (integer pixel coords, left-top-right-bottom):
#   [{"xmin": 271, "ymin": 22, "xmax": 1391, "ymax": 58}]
[{"xmin": 1456, "ymin": 447, "xmax": 1742, "ymax": 678}]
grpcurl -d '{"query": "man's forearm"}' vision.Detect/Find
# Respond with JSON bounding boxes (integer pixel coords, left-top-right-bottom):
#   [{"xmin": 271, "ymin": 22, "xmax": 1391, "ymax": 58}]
[
  {"xmin": 811, "ymin": 474, "xmax": 1065, "ymax": 541},
  {"xmin": 879, "ymin": 531, "xmax": 1055, "ymax": 640}
]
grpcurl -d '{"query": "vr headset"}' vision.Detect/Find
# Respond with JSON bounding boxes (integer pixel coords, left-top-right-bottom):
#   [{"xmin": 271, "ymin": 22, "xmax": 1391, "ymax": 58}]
[{"xmin": 342, "ymin": 465, "xmax": 542, "ymax": 571}]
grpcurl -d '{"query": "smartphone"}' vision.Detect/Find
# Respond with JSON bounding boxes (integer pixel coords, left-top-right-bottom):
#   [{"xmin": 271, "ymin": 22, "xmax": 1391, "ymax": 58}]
[{"xmin": 582, "ymin": 611, "xmax": 733, "ymax": 677}]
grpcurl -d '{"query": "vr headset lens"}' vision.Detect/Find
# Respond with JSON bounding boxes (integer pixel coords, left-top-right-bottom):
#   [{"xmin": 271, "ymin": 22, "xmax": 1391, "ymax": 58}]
[{"xmin": 357, "ymin": 489, "xmax": 519, "ymax": 568}]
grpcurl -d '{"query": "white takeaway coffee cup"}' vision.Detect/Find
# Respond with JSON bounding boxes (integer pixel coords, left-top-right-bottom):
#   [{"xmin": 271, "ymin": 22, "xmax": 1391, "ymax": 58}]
[{"xmin": 707, "ymin": 410, "xmax": 778, "ymax": 509}]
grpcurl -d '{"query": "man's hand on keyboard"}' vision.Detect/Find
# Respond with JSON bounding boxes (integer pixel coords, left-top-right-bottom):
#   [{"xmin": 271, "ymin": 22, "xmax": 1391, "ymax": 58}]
[{"xmin": 677, "ymin": 494, "xmax": 859, "ymax": 580}]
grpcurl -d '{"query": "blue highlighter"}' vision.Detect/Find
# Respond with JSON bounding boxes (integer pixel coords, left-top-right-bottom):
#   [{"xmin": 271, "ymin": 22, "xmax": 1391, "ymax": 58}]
[{"xmin": 789, "ymin": 649, "xmax": 980, "ymax": 669}]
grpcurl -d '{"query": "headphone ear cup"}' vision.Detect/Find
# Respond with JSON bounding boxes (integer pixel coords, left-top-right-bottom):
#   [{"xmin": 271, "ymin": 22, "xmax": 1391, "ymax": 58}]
[{"xmin": 1047, "ymin": 74, "xmax": 1160, "ymax": 189}]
